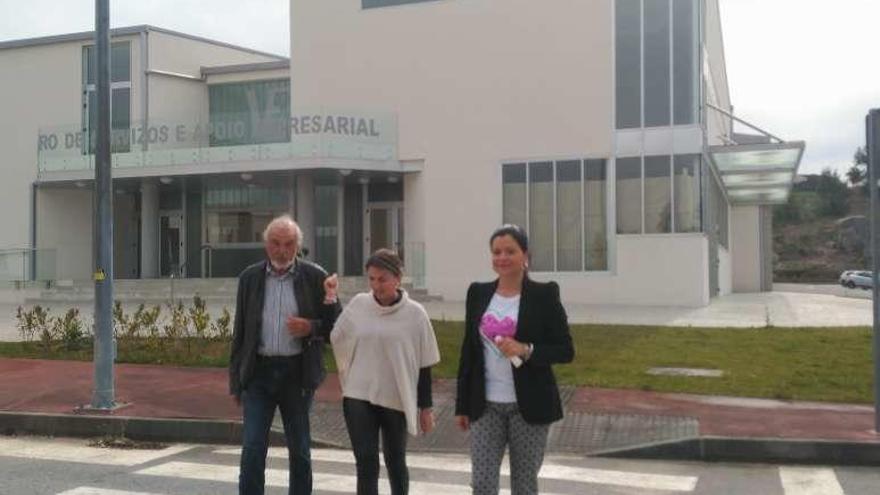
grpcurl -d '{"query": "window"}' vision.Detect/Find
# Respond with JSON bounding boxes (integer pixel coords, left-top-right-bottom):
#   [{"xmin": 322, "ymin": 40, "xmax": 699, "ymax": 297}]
[
  {"xmin": 644, "ymin": 156, "xmax": 671, "ymax": 233},
  {"xmin": 363, "ymin": 0, "xmax": 439, "ymax": 8},
  {"xmin": 82, "ymin": 42, "xmax": 132, "ymax": 153},
  {"xmin": 528, "ymin": 162, "xmax": 554, "ymax": 271},
  {"xmin": 616, "ymin": 157, "xmax": 642, "ymax": 234},
  {"xmin": 674, "ymin": 154, "xmax": 701, "ymax": 232},
  {"xmin": 617, "ymin": 154, "xmax": 702, "ymax": 234},
  {"xmin": 209, "ymin": 80, "xmax": 290, "ymax": 146},
  {"xmin": 616, "ymin": 0, "xmax": 700, "ymax": 129},
  {"xmin": 502, "ymin": 159, "xmax": 608, "ymax": 272},
  {"xmin": 709, "ymin": 171, "xmax": 729, "ymax": 248},
  {"xmin": 615, "ymin": 0, "xmax": 641, "ymax": 129},
  {"xmin": 204, "ymin": 177, "xmax": 290, "ymax": 244}
]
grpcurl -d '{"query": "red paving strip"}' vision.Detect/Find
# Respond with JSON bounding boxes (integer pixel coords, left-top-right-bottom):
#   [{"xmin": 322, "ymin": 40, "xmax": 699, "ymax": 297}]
[
  {"xmin": 0, "ymin": 358, "xmax": 345, "ymax": 419},
  {"xmin": 570, "ymin": 387, "xmax": 880, "ymax": 442},
  {"xmin": 4, "ymin": 358, "xmax": 880, "ymax": 445}
]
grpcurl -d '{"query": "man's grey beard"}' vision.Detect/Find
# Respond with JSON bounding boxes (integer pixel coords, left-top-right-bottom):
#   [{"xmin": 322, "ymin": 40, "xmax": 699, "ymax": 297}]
[{"xmin": 270, "ymin": 259, "xmax": 293, "ymax": 271}]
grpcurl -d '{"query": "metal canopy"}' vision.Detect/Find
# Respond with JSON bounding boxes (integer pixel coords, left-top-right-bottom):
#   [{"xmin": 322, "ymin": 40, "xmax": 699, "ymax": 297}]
[{"xmin": 709, "ymin": 141, "xmax": 806, "ymax": 205}]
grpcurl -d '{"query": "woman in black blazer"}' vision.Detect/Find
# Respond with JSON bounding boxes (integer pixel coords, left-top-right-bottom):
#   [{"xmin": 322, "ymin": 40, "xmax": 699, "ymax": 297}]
[{"xmin": 455, "ymin": 224, "xmax": 574, "ymax": 495}]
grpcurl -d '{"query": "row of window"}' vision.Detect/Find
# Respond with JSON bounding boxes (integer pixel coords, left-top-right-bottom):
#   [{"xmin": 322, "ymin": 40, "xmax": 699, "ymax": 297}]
[
  {"xmin": 616, "ymin": 154, "xmax": 702, "ymax": 235},
  {"xmin": 502, "ymin": 160, "xmax": 608, "ymax": 273},
  {"xmin": 503, "ymin": 155, "xmax": 707, "ymax": 272}
]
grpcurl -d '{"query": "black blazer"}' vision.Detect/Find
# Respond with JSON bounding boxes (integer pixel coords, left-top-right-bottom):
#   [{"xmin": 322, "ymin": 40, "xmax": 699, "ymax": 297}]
[
  {"xmin": 455, "ymin": 277, "xmax": 574, "ymax": 425},
  {"xmin": 228, "ymin": 259, "xmax": 341, "ymax": 397}
]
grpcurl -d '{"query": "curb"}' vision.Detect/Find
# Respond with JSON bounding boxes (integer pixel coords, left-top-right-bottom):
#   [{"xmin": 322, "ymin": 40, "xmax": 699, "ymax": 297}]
[
  {"xmin": 0, "ymin": 411, "xmax": 347, "ymax": 450},
  {"xmin": 5, "ymin": 411, "xmax": 880, "ymax": 465},
  {"xmin": 597, "ymin": 436, "xmax": 880, "ymax": 466}
]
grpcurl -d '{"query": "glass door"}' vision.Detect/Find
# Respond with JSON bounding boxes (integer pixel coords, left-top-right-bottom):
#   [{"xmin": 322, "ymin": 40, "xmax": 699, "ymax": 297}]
[{"xmin": 159, "ymin": 211, "xmax": 184, "ymax": 277}]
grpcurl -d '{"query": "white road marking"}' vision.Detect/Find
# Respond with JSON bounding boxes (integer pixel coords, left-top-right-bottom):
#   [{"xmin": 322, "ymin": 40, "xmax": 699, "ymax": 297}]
[
  {"xmin": 0, "ymin": 437, "xmax": 193, "ymax": 466},
  {"xmin": 779, "ymin": 466, "xmax": 845, "ymax": 495},
  {"xmin": 215, "ymin": 447, "xmax": 697, "ymax": 491},
  {"xmin": 136, "ymin": 461, "xmax": 477, "ymax": 495},
  {"xmin": 56, "ymin": 488, "xmax": 164, "ymax": 495}
]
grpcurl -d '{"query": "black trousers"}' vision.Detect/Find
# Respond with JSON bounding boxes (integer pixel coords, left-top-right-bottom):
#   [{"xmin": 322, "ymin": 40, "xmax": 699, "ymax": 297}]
[{"xmin": 342, "ymin": 397, "xmax": 409, "ymax": 495}]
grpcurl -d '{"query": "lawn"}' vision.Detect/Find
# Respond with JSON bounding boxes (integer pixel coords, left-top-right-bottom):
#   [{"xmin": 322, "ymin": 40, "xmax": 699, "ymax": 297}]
[{"xmin": 1, "ymin": 322, "xmax": 874, "ymax": 404}]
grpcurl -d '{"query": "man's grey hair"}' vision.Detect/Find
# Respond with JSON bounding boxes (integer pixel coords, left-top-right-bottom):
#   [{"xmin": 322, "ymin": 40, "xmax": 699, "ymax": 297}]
[{"xmin": 262, "ymin": 214, "xmax": 303, "ymax": 247}]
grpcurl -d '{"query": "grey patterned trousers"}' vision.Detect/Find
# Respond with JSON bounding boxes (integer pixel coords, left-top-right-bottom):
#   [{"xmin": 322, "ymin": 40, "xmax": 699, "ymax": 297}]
[{"xmin": 469, "ymin": 401, "xmax": 550, "ymax": 495}]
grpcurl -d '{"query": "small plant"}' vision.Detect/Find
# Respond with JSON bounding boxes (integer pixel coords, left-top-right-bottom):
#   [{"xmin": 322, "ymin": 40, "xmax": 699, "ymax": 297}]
[
  {"xmin": 164, "ymin": 301, "xmax": 190, "ymax": 354},
  {"xmin": 211, "ymin": 307, "xmax": 232, "ymax": 340},
  {"xmin": 188, "ymin": 295, "xmax": 210, "ymax": 341},
  {"xmin": 142, "ymin": 305, "xmax": 163, "ymax": 352},
  {"xmin": 52, "ymin": 308, "xmax": 85, "ymax": 351},
  {"xmin": 16, "ymin": 305, "xmax": 48, "ymax": 342}
]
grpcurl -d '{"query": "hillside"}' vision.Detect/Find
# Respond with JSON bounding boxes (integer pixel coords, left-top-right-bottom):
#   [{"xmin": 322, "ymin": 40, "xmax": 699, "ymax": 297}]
[{"xmin": 773, "ymin": 183, "xmax": 869, "ymax": 283}]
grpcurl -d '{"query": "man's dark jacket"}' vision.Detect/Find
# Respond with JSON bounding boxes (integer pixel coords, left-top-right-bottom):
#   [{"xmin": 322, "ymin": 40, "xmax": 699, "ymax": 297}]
[
  {"xmin": 455, "ymin": 277, "xmax": 574, "ymax": 425},
  {"xmin": 229, "ymin": 259, "xmax": 341, "ymax": 397}
]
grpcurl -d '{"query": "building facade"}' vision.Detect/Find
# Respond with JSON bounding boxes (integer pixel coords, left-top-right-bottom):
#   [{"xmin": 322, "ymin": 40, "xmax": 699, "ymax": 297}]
[{"xmin": 0, "ymin": 0, "xmax": 803, "ymax": 306}]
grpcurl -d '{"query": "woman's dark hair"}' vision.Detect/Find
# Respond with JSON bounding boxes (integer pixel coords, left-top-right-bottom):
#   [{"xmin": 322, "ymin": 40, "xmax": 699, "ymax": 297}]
[
  {"xmin": 365, "ymin": 248, "xmax": 403, "ymax": 278},
  {"xmin": 489, "ymin": 224, "xmax": 529, "ymax": 252}
]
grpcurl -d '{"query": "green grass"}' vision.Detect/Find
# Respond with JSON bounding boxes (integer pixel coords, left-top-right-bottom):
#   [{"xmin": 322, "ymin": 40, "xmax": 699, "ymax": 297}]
[{"xmin": 2, "ymin": 323, "xmax": 875, "ymax": 404}]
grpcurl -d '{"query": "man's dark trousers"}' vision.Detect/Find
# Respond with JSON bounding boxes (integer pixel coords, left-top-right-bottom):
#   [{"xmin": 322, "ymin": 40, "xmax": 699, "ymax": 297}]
[{"xmin": 239, "ymin": 355, "xmax": 313, "ymax": 495}]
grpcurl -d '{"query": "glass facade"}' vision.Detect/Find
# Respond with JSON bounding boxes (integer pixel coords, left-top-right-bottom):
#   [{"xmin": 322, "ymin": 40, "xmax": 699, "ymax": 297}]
[
  {"xmin": 617, "ymin": 154, "xmax": 703, "ymax": 235},
  {"xmin": 208, "ymin": 79, "xmax": 290, "ymax": 146},
  {"xmin": 503, "ymin": 159, "xmax": 608, "ymax": 272}
]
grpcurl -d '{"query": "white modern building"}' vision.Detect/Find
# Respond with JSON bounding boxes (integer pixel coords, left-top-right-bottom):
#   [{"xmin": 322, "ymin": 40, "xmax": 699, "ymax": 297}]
[{"xmin": 0, "ymin": 0, "xmax": 803, "ymax": 307}]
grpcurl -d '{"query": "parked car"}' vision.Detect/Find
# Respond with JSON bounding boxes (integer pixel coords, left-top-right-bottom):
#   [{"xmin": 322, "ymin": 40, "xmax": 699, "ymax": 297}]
[{"xmin": 840, "ymin": 270, "xmax": 874, "ymax": 289}]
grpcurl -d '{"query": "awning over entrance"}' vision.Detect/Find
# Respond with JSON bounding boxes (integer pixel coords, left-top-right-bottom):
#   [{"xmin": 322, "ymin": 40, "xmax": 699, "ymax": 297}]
[
  {"xmin": 706, "ymin": 104, "xmax": 806, "ymax": 206},
  {"xmin": 709, "ymin": 141, "xmax": 805, "ymax": 205}
]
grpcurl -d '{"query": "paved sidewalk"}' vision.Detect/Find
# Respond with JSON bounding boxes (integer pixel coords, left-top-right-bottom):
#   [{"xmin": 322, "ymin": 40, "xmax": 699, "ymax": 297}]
[{"xmin": 2, "ymin": 358, "xmax": 879, "ymax": 465}]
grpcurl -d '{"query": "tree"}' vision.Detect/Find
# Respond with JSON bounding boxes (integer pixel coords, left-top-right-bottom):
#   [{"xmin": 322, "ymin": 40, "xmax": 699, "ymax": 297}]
[{"xmin": 846, "ymin": 147, "xmax": 869, "ymax": 190}]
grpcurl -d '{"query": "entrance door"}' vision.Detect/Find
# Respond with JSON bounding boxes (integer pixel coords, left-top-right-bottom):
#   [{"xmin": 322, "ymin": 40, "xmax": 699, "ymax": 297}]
[
  {"xmin": 366, "ymin": 202, "xmax": 404, "ymax": 262},
  {"xmin": 159, "ymin": 211, "xmax": 185, "ymax": 277}
]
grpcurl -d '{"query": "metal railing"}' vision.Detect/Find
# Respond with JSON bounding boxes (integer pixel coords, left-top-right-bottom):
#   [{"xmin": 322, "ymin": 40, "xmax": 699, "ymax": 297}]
[{"xmin": 0, "ymin": 248, "xmax": 57, "ymax": 285}]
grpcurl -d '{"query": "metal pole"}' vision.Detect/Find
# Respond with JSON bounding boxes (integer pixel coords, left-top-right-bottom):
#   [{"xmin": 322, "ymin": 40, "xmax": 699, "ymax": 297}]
[
  {"xmin": 868, "ymin": 108, "xmax": 880, "ymax": 432},
  {"xmin": 91, "ymin": 0, "xmax": 115, "ymax": 410}
]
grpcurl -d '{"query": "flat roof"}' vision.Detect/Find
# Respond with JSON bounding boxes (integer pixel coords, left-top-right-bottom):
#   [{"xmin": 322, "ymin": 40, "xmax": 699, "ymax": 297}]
[
  {"xmin": 202, "ymin": 60, "xmax": 290, "ymax": 76},
  {"xmin": 0, "ymin": 25, "xmax": 287, "ymax": 61}
]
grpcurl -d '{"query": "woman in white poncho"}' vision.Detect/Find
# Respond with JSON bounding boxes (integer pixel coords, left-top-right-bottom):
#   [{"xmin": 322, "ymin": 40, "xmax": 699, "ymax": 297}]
[{"xmin": 330, "ymin": 248, "xmax": 440, "ymax": 495}]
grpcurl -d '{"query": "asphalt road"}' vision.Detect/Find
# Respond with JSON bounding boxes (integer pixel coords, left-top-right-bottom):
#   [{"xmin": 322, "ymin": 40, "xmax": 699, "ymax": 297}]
[{"xmin": 3, "ymin": 435, "xmax": 880, "ymax": 495}]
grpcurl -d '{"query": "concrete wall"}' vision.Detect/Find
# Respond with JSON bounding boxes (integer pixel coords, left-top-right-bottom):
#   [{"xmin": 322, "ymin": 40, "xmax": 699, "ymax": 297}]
[
  {"xmin": 292, "ymin": 0, "xmax": 626, "ymax": 302},
  {"xmin": 704, "ymin": 0, "xmax": 732, "ymax": 145},
  {"xmin": 718, "ymin": 245, "xmax": 732, "ymax": 296},
  {"xmin": 36, "ymin": 188, "xmax": 93, "ymax": 280},
  {"xmin": 731, "ymin": 205, "xmax": 761, "ymax": 292},
  {"xmin": 537, "ymin": 235, "xmax": 709, "ymax": 307},
  {"xmin": 147, "ymin": 30, "xmax": 282, "ymax": 78},
  {"xmin": 206, "ymin": 69, "xmax": 290, "ymax": 85},
  {"xmin": 0, "ymin": 40, "xmax": 91, "ymax": 251}
]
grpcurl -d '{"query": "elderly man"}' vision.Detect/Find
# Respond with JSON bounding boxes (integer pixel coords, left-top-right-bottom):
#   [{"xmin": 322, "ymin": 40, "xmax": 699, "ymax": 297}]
[{"xmin": 229, "ymin": 214, "xmax": 341, "ymax": 495}]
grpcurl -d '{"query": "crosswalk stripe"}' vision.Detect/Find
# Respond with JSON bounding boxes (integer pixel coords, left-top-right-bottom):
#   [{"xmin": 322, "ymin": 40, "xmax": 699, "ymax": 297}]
[
  {"xmin": 0, "ymin": 438, "xmax": 193, "ymax": 466},
  {"xmin": 135, "ymin": 461, "xmax": 477, "ymax": 495},
  {"xmin": 779, "ymin": 467, "xmax": 845, "ymax": 495},
  {"xmin": 214, "ymin": 447, "xmax": 697, "ymax": 492},
  {"xmin": 56, "ymin": 488, "xmax": 163, "ymax": 495}
]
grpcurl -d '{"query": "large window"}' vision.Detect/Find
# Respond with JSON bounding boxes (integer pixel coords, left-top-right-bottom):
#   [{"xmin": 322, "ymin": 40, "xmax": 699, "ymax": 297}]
[
  {"xmin": 209, "ymin": 80, "xmax": 290, "ymax": 147},
  {"xmin": 82, "ymin": 42, "xmax": 131, "ymax": 153},
  {"xmin": 616, "ymin": 0, "xmax": 700, "ymax": 129},
  {"xmin": 616, "ymin": 154, "xmax": 703, "ymax": 234},
  {"xmin": 502, "ymin": 159, "xmax": 608, "ymax": 272}
]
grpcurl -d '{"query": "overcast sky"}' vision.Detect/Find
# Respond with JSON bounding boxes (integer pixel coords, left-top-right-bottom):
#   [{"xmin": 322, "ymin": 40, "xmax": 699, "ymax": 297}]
[{"xmin": 1, "ymin": 0, "xmax": 877, "ymax": 177}]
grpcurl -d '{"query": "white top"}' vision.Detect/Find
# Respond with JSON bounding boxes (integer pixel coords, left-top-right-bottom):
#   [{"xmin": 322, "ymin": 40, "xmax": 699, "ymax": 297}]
[
  {"xmin": 331, "ymin": 290, "xmax": 441, "ymax": 436},
  {"xmin": 480, "ymin": 293, "xmax": 520, "ymax": 403}
]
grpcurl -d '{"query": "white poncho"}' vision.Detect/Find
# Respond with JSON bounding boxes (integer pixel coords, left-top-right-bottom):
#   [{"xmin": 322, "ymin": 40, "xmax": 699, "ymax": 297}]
[{"xmin": 330, "ymin": 290, "xmax": 440, "ymax": 436}]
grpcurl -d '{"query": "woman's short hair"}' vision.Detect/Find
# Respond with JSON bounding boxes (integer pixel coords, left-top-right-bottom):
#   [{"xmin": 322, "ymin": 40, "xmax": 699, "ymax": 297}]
[
  {"xmin": 365, "ymin": 248, "xmax": 403, "ymax": 278},
  {"xmin": 489, "ymin": 224, "xmax": 529, "ymax": 252}
]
